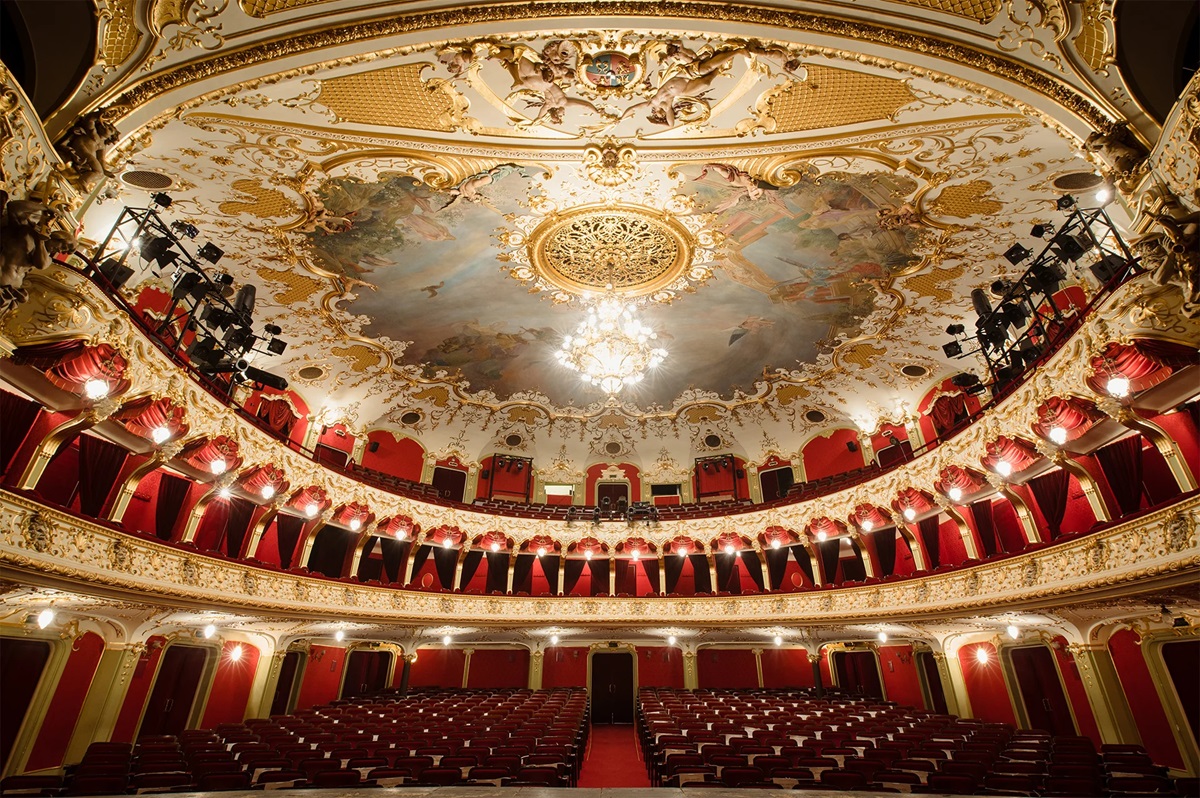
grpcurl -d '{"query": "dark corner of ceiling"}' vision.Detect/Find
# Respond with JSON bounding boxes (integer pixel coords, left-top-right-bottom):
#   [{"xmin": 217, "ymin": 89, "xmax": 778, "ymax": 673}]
[
  {"xmin": 1115, "ymin": 0, "xmax": 1199, "ymax": 124},
  {"xmin": 1, "ymin": 0, "xmax": 97, "ymax": 121}
]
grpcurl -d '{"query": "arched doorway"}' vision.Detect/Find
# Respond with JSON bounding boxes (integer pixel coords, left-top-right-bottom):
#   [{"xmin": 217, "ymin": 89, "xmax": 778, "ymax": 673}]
[{"xmin": 590, "ymin": 650, "xmax": 635, "ymax": 724}]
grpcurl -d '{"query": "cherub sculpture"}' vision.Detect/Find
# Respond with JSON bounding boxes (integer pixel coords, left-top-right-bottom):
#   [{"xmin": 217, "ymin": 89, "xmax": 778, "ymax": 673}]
[
  {"xmin": 1084, "ymin": 124, "xmax": 1148, "ymax": 175},
  {"xmin": 0, "ymin": 191, "xmax": 77, "ymax": 316},
  {"xmin": 1132, "ymin": 206, "xmax": 1200, "ymax": 317},
  {"xmin": 56, "ymin": 110, "xmax": 120, "ymax": 188}
]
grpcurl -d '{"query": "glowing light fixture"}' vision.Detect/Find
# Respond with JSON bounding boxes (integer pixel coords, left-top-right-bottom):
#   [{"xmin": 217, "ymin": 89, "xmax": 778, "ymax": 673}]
[
  {"xmin": 773, "ymin": 635, "xmax": 783, "ymax": 646},
  {"xmin": 334, "ymin": 630, "xmax": 345, "ymax": 642},
  {"xmin": 631, "ymin": 549, "xmax": 640, "ymax": 561},
  {"xmin": 995, "ymin": 460, "xmax": 1013, "ymax": 477},
  {"xmin": 537, "ymin": 547, "xmax": 546, "ymax": 557},
  {"xmin": 305, "ymin": 502, "xmax": 319, "ymax": 518},
  {"xmin": 816, "ymin": 530, "xmax": 828, "ymax": 542},
  {"xmin": 667, "ymin": 635, "xmax": 677, "ymax": 645},
  {"xmin": 862, "ymin": 519, "xmax": 874, "ymax": 531},
  {"xmin": 203, "ymin": 623, "xmax": 216, "ymax": 639},
  {"xmin": 151, "ymin": 426, "xmax": 171, "ymax": 444},
  {"xmin": 947, "ymin": 487, "xmax": 963, "ymax": 502},
  {"xmin": 877, "ymin": 632, "xmax": 888, "ymax": 643},
  {"xmin": 396, "ymin": 528, "xmax": 408, "ymax": 540},
  {"xmin": 584, "ymin": 549, "xmax": 593, "ymax": 560},
  {"xmin": 84, "ymin": 379, "xmax": 109, "ymax": 400},
  {"xmin": 349, "ymin": 517, "xmax": 362, "ymax": 531},
  {"xmin": 550, "ymin": 635, "xmax": 559, "ymax": 645},
  {"xmin": 261, "ymin": 484, "xmax": 276, "ymax": 500},
  {"xmin": 1048, "ymin": 426, "xmax": 1068, "ymax": 445},
  {"xmin": 1007, "ymin": 625, "xmax": 1020, "ymax": 639},
  {"xmin": 218, "ymin": 487, "xmax": 232, "ymax": 499},
  {"xmin": 1095, "ymin": 187, "xmax": 1112, "ymax": 203},
  {"xmin": 556, "ymin": 296, "xmax": 667, "ymax": 394},
  {"xmin": 678, "ymin": 548, "xmax": 687, "ymax": 557},
  {"xmin": 491, "ymin": 542, "xmax": 501, "ymax": 552},
  {"xmin": 903, "ymin": 507, "xmax": 917, "ymax": 521},
  {"xmin": 442, "ymin": 635, "xmax": 452, "ymax": 646},
  {"xmin": 771, "ymin": 539, "xmax": 781, "ymax": 549},
  {"xmin": 724, "ymin": 544, "xmax": 735, "ymax": 555},
  {"xmin": 1107, "ymin": 375, "xmax": 1130, "ymax": 398},
  {"xmin": 36, "ymin": 609, "xmax": 56, "ymax": 629},
  {"xmin": 230, "ymin": 644, "xmax": 243, "ymax": 661},
  {"xmin": 976, "ymin": 647, "xmax": 990, "ymax": 664},
  {"xmin": 442, "ymin": 538, "xmax": 452, "ymax": 548},
  {"xmin": 210, "ymin": 459, "xmax": 227, "ymax": 475}
]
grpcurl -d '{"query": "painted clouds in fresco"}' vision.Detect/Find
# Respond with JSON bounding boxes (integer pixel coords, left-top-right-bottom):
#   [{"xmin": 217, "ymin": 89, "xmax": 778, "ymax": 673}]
[{"xmin": 302, "ymin": 166, "xmax": 921, "ymax": 406}]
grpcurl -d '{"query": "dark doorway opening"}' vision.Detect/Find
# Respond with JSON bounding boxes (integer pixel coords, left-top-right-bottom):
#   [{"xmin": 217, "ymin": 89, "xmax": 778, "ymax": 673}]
[
  {"xmin": 596, "ymin": 482, "xmax": 629, "ymax": 516},
  {"xmin": 591, "ymin": 651, "xmax": 634, "ymax": 724},
  {"xmin": 138, "ymin": 645, "xmax": 210, "ymax": 739},
  {"xmin": 1161, "ymin": 640, "xmax": 1200, "ymax": 749},
  {"xmin": 431, "ymin": 467, "xmax": 467, "ymax": 503},
  {"xmin": 759, "ymin": 466, "xmax": 794, "ymax": 502},
  {"xmin": 269, "ymin": 650, "xmax": 303, "ymax": 716},
  {"xmin": 832, "ymin": 650, "xmax": 885, "ymax": 699},
  {"xmin": 342, "ymin": 650, "xmax": 392, "ymax": 698},
  {"xmin": 1009, "ymin": 645, "xmax": 1075, "ymax": 736},
  {"xmin": 917, "ymin": 650, "xmax": 948, "ymax": 714},
  {"xmin": 1, "ymin": 638, "xmax": 52, "ymax": 771}
]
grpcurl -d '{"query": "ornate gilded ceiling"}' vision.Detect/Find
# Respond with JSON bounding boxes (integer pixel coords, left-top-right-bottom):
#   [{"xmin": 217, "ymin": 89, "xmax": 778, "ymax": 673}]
[{"xmin": 64, "ymin": 0, "xmax": 1148, "ymax": 469}]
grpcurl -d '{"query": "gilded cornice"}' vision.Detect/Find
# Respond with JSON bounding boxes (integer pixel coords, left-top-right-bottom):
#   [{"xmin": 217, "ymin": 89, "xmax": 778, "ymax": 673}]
[{"xmin": 1, "ymin": 490, "xmax": 1195, "ymax": 625}]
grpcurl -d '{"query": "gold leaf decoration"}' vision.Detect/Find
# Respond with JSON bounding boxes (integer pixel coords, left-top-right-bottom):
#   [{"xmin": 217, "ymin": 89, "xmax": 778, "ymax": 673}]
[
  {"xmin": 239, "ymin": 0, "xmax": 330, "ymax": 17},
  {"xmin": 1073, "ymin": 0, "xmax": 1110, "ymax": 71},
  {"xmin": 330, "ymin": 344, "xmax": 382, "ymax": 373},
  {"xmin": 256, "ymin": 266, "xmax": 322, "ymax": 305},
  {"xmin": 759, "ymin": 65, "xmax": 917, "ymax": 133},
  {"xmin": 903, "ymin": 263, "xmax": 966, "ymax": 302},
  {"xmin": 929, "ymin": 180, "xmax": 1004, "ymax": 218},
  {"xmin": 774, "ymin": 384, "xmax": 811, "ymax": 405},
  {"xmin": 891, "ymin": 0, "xmax": 1002, "ymax": 23},
  {"xmin": 411, "ymin": 386, "xmax": 451, "ymax": 407},
  {"xmin": 506, "ymin": 407, "xmax": 544, "ymax": 425},
  {"xmin": 316, "ymin": 64, "xmax": 460, "ymax": 131},
  {"xmin": 101, "ymin": 0, "xmax": 142, "ymax": 66},
  {"xmin": 840, "ymin": 342, "xmax": 887, "ymax": 369},
  {"xmin": 218, "ymin": 178, "xmax": 300, "ymax": 219}
]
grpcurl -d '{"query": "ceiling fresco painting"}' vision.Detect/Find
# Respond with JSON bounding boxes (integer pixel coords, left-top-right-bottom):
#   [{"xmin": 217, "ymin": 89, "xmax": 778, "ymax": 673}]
[{"xmin": 83, "ymin": 20, "xmax": 1102, "ymax": 467}]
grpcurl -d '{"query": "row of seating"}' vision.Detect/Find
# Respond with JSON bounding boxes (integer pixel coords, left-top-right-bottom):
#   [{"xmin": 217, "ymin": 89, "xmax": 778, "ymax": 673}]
[
  {"xmin": 1, "ymin": 688, "xmax": 587, "ymax": 795},
  {"xmin": 637, "ymin": 688, "xmax": 1192, "ymax": 796}
]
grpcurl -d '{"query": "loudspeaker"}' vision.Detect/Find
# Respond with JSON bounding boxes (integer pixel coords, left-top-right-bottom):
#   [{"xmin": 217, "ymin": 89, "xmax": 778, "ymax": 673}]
[
  {"xmin": 846, "ymin": 441, "xmax": 859, "ymax": 453},
  {"xmin": 1090, "ymin": 254, "xmax": 1127, "ymax": 284},
  {"xmin": 480, "ymin": 469, "xmax": 490, "ymax": 479},
  {"xmin": 368, "ymin": 441, "xmax": 380, "ymax": 453}
]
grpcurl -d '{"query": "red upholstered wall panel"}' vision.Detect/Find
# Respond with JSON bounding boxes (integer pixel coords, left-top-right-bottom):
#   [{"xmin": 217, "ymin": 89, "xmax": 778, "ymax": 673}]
[
  {"xmin": 466, "ymin": 649, "xmax": 529, "ymax": 688},
  {"xmin": 637, "ymin": 646, "xmax": 685, "ymax": 688},
  {"xmin": 1109, "ymin": 629, "xmax": 1184, "ymax": 768},
  {"xmin": 199, "ymin": 641, "xmax": 260, "ymax": 728},
  {"xmin": 361, "ymin": 433, "xmax": 423, "ymax": 483},
  {"xmin": 543, "ymin": 647, "xmax": 589, "ymax": 687},
  {"xmin": 294, "ymin": 645, "xmax": 346, "ymax": 710},
  {"xmin": 3, "ymin": 409, "xmax": 74, "ymax": 489},
  {"xmin": 991, "ymin": 498, "xmax": 1028, "ymax": 552},
  {"xmin": 878, "ymin": 645, "xmax": 925, "ymax": 709},
  {"xmin": 409, "ymin": 648, "xmax": 466, "ymax": 688},
  {"xmin": 1150, "ymin": 409, "xmax": 1198, "ymax": 484},
  {"xmin": 26, "ymin": 632, "xmax": 105, "ymax": 770},
  {"xmin": 801, "ymin": 429, "xmax": 864, "ymax": 480},
  {"xmin": 1051, "ymin": 637, "xmax": 1102, "ymax": 747},
  {"xmin": 761, "ymin": 648, "xmax": 813, "ymax": 688},
  {"xmin": 698, "ymin": 648, "xmax": 758, "ymax": 688},
  {"xmin": 937, "ymin": 519, "xmax": 968, "ymax": 566},
  {"xmin": 111, "ymin": 635, "xmax": 167, "ymax": 742},
  {"xmin": 1060, "ymin": 473, "xmax": 1098, "ymax": 535},
  {"xmin": 121, "ymin": 467, "xmax": 160, "ymax": 536},
  {"xmin": 316, "ymin": 424, "xmax": 355, "ymax": 454},
  {"xmin": 959, "ymin": 642, "xmax": 1016, "ymax": 725},
  {"xmin": 585, "ymin": 463, "xmax": 641, "ymax": 503}
]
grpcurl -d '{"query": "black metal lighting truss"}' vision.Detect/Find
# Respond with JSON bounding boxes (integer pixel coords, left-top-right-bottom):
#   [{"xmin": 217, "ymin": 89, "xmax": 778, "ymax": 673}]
[
  {"xmin": 947, "ymin": 202, "xmax": 1139, "ymax": 389},
  {"xmin": 86, "ymin": 205, "xmax": 288, "ymax": 396}
]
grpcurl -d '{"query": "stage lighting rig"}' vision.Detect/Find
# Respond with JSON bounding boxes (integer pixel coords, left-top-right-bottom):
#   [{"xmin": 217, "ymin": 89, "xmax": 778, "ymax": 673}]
[
  {"xmin": 171, "ymin": 220, "xmax": 199, "ymax": 239},
  {"xmin": 150, "ymin": 192, "xmax": 172, "ymax": 208},
  {"xmin": 197, "ymin": 243, "xmax": 224, "ymax": 264},
  {"xmin": 1004, "ymin": 244, "xmax": 1032, "ymax": 265}
]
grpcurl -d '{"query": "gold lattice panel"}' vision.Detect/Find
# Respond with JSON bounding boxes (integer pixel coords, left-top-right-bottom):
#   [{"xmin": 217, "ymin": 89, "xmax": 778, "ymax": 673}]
[
  {"xmin": 257, "ymin": 266, "xmax": 322, "ymax": 305},
  {"xmin": 330, "ymin": 344, "xmax": 383, "ymax": 373},
  {"xmin": 928, "ymin": 180, "xmax": 1003, "ymax": 218},
  {"xmin": 892, "ymin": 0, "xmax": 1002, "ymax": 23},
  {"xmin": 1073, "ymin": 0, "xmax": 1109, "ymax": 71},
  {"xmin": 219, "ymin": 179, "xmax": 299, "ymax": 219},
  {"xmin": 239, "ymin": 0, "xmax": 331, "ymax": 16},
  {"xmin": 762, "ymin": 65, "xmax": 917, "ymax": 133},
  {"xmin": 316, "ymin": 65, "xmax": 458, "ymax": 131},
  {"xmin": 840, "ymin": 342, "xmax": 886, "ymax": 369},
  {"xmin": 101, "ymin": 0, "xmax": 142, "ymax": 66},
  {"xmin": 903, "ymin": 263, "xmax": 966, "ymax": 302}
]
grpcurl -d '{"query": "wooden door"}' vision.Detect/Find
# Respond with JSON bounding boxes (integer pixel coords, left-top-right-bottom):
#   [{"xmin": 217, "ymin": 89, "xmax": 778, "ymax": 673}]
[
  {"xmin": 591, "ymin": 651, "xmax": 634, "ymax": 724},
  {"xmin": 138, "ymin": 645, "xmax": 209, "ymax": 738}
]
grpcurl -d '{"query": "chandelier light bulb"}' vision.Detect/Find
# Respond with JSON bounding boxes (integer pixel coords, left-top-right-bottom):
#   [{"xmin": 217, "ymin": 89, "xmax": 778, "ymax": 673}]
[
  {"xmin": 1048, "ymin": 426, "xmax": 1068, "ymax": 445},
  {"xmin": 36, "ymin": 609, "xmax": 56, "ymax": 629},
  {"xmin": 678, "ymin": 548, "xmax": 687, "ymax": 557},
  {"xmin": 947, "ymin": 487, "xmax": 963, "ymax": 502},
  {"xmin": 816, "ymin": 530, "xmax": 828, "ymax": 542},
  {"xmin": 442, "ymin": 538, "xmax": 452, "ymax": 548},
  {"xmin": 903, "ymin": 507, "xmax": 917, "ymax": 521},
  {"xmin": 550, "ymin": 635, "xmax": 559, "ymax": 645},
  {"xmin": 218, "ymin": 487, "xmax": 231, "ymax": 499},
  {"xmin": 771, "ymin": 539, "xmax": 781, "ymax": 549},
  {"xmin": 442, "ymin": 635, "xmax": 452, "ymax": 646},
  {"xmin": 724, "ymin": 544, "xmax": 735, "ymax": 555},
  {"xmin": 877, "ymin": 632, "xmax": 888, "ymax": 643},
  {"xmin": 557, "ymin": 296, "xmax": 668, "ymax": 394},
  {"xmin": 1007, "ymin": 625, "xmax": 1020, "ymax": 639},
  {"xmin": 335, "ymin": 630, "xmax": 345, "ymax": 642},
  {"xmin": 203, "ymin": 623, "xmax": 216, "ymax": 639},
  {"xmin": 861, "ymin": 519, "xmax": 874, "ymax": 531},
  {"xmin": 667, "ymin": 635, "xmax": 677, "ymax": 645},
  {"xmin": 1107, "ymin": 375, "xmax": 1130, "ymax": 398},
  {"xmin": 210, "ymin": 459, "xmax": 226, "ymax": 475},
  {"xmin": 151, "ymin": 426, "xmax": 171, "ymax": 444},
  {"xmin": 774, "ymin": 635, "xmax": 783, "ymax": 646},
  {"xmin": 84, "ymin": 379, "xmax": 109, "ymax": 400},
  {"xmin": 349, "ymin": 517, "xmax": 362, "ymax": 531},
  {"xmin": 995, "ymin": 460, "xmax": 1013, "ymax": 477},
  {"xmin": 584, "ymin": 549, "xmax": 593, "ymax": 560},
  {"xmin": 537, "ymin": 546, "xmax": 546, "ymax": 557},
  {"xmin": 631, "ymin": 549, "xmax": 640, "ymax": 560},
  {"xmin": 1095, "ymin": 187, "xmax": 1112, "ymax": 204},
  {"xmin": 491, "ymin": 542, "xmax": 501, "ymax": 552},
  {"xmin": 261, "ymin": 484, "xmax": 275, "ymax": 500},
  {"xmin": 305, "ymin": 502, "xmax": 319, "ymax": 518}
]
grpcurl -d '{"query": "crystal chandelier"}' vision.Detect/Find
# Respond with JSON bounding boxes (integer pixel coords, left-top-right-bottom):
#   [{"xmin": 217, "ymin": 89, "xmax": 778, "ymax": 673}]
[{"xmin": 557, "ymin": 296, "xmax": 667, "ymax": 394}]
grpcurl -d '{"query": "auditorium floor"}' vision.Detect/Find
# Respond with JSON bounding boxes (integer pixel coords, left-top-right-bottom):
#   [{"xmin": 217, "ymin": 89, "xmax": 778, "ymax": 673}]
[{"xmin": 130, "ymin": 789, "xmax": 986, "ymax": 797}]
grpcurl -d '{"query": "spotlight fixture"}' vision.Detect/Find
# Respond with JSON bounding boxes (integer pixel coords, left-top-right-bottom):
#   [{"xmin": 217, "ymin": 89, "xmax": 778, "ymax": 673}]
[
  {"xmin": 976, "ymin": 647, "xmax": 990, "ymax": 664},
  {"xmin": 150, "ymin": 192, "xmax": 173, "ymax": 208},
  {"xmin": 945, "ymin": 324, "xmax": 966, "ymax": 336},
  {"xmin": 203, "ymin": 623, "xmax": 216, "ymax": 639},
  {"xmin": 903, "ymin": 507, "xmax": 917, "ymax": 521},
  {"xmin": 170, "ymin": 220, "xmax": 199, "ymax": 239},
  {"xmin": 947, "ymin": 487, "xmax": 963, "ymax": 502},
  {"xmin": 36, "ymin": 609, "xmax": 56, "ymax": 629},
  {"xmin": 151, "ymin": 426, "xmax": 171, "ymax": 444},
  {"xmin": 667, "ymin": 635, "xmax": 677, "ymax": 645},
  {"xmin": 334, "ymin": 630, "xmax": 345, "ymax": 642},
  {"xmin": 349, "ymin": 517, "xmax": 362, "ymax": 531},
  {"xmin": 1007, "ymin": 625, "xmax": 1020, "ymax": 639},
  {"xmin": 197, "ymin": 242, "xmax": 224, "ymax": 264},
  {"xmin": 995, "ymin": 460, "xmax": 1013, "ymax": 477},
  {"xmin": 1004, "ymin": 244, "xmax": 1032, "ymax": 265},
  {"xmin": 1030, "ymin": 223, "xmax": 1054, "ymax": 238},
  {"xmin": 84, "ymin": 378, "xmax": 110, "ymax": 400},
  {"xmin": 877, "ymin": 632, "xmax": 888, "ymax": 643},
  {"xmin": 1048, "ymin": 426, "xmax": 1068, "ymax": 445},
  {"xmin": 210, "ymin": 459, "xmax": 227, "ymax": 475},
  {"xmin": 305, "ymin": 502, "xmax": 319, "ymax": 518},
  {"xmin": 261, "ymin": 485, "xmax": 276, "ymax": 500},
  {"xmin": 442, "ymin": 635, "xmax": 452, "ymax": 646},
  {"xmin": 140, "ymin": 236, "xmax": 179, "ymax": 270},
  {"xmin": 951, "ymin": 373, "xmax": 980, "ymax": 388},
  {"xmin": 1095, "ymin": 187, "xmax": 1112, "ymax": 204},
  {"xmin": 1056, "ymin": 194, "xmax": 1076, "ymax": 210},
  {"xmin": 1107, "ymin": 376, "xmax": 1130, "ymax": 398},
  {"xmin": 942, "ymin": 341, "xmax": 963, "ymax": 358}
]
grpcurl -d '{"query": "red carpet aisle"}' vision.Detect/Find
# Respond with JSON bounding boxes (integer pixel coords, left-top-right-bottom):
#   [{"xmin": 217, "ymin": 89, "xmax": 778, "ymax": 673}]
[{"xmin": 577, "ymin": 724, "xmax": 653, "ymax": 787}]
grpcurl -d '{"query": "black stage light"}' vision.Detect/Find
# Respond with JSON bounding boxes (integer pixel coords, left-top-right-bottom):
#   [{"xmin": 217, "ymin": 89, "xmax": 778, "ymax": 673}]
[
  {"xmin": 945, "ymin": 324, "xmax": 965, "ymax": 336},
  {"xmin": 140, "ymin": 236, "xmax": 179, "ymax": 268},
  {"xmin": 215, "ymin": 272, "xmax": 234, "ymax": 286},
  {"xmin": 1051, "ymin": 232, "xmax": 1093, "ymax": 262},
  {"xmin": 1001, "ymin": 302, "xmax": 1029, "ymax": 328},
  {"xmin": 1031, "ymin": 223, "xmax": 1054, "ymax": 238},
  {"xmin": 991, "ymin": 279, "xmax": 1014, "ymax": 297},
  {"xmin": 966, "ymin": 383, "xmax": 986, "ymax": 396},
  {"xmin": 151, "ymin": 192, "xmax": 173, "ymax": 208},
  {"xmin": 888, "ymin": 435, "xmax": 901, "ymax": 447},
  {"xmin": 223, "ymin": 325, "xmax": 256, "ymax": 351},
  {"xmin": 1056, "ymin": 195, "xmax": 1076, "ymax": 210},
  {"xmin": 980, "ymin": 320, "xmax": 1008, "ymax": 349},
  {"xmin": 198, "ymin": 243, "xmax": 224, "ymax": 264},
  {"xmin": 171, "ymin": 272, "xmax": 204, "ymax": 301},
  {"xmin": 200, "ymin": 304, "xmax": 235, "ymax": 329},
  {"xmin": 266, "ymin": 338, "xmax": 288, "ymax": 355},
  {"xmin": 243, "ymin": 366, "xmax": 288, "ymax": 391},
  {"xmin": 942, "ymin": 341, "xmax": 963, "ymax": 358},
  {"xmin": 1029, "ymin": 263, "xmax": 1066, "ymax": 293},
  {"xmin": 1090, "ymin": 254, "xmax": 1128, "ymax": 284},
  {"xmin": 971, "ymin": 288, "xmax": 993, "ymax": 318},
  {"xmin": 171, "ymin": 221, "xmax": 199, "ymax": 239},
  {"xmin": 232, "ymin": 284, "xmax": 256, "ymax": 320},
  {"xmin": 186, "ymin": 335, "xmax": 223, "ymax": 367},
  {"xmin": 996, "ymin": 363, "xmax": 1022, "ymax": 383},
  {"xmin": 846, "ymin": 441, "xmax": 858, "ymax": 453},
  {"xmin": 951, "ymin": 372, "xmax": 980, "ymax": 388},
  {"xmin": 96, "ymin": 257, "xmax": 134, "ymax": 289},
  {"xmin": 264, "ymin": 324, "xmax": 282, "ymax": 336},
  {"xmin": 1004, "ymin": 244, "xmax": 1032, "ymax": 265}
]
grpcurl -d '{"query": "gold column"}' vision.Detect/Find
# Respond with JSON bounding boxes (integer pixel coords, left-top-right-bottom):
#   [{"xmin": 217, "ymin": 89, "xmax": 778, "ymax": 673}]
[
  {"xmin": 345, "ymin": 522, "xmax": 378, "ymax": 579},
  {"xmin": 529, "ymin": 649, "xmax": 544, "ymax": 690},
  {"xmin": 16, "ymin": 410, "xmax": 102, "ymax": 490},
  {"xmin": 658, "ymin": 553, "xmax": 667, "ymax": 596},
  {"xmin": 107, "ymin": 442, "xmax": 183, "ymax": 524},
  {"xmin": 506, "ymin": 552, "xmax": 516, "ymax": 593},
  {"xmin": 752, "ymin": 648, "xmax": 764, "ymax": 688},
  {"xmin": 1110, "ymin": 408, "xmax": 1197, "ymax": 492},
  {"xmin": 609, "ymin": 555, "xmax": 617, "ymax": 595},
  {"xmin": 941, "ymin": 651, "xmax": 972, "ymax": 717},
  {"xmin": 63, "ymin": 643, "xmax": 143, "ymax": 764},
  {"xmin": 240, "ymin": 639, "xmax": 276, "ymax": 722},
  {"xmin": 1067, "ymin": 643, "xmax": 1143, "ymax": 745},
  {"xmin": 558, "ymin": 555, "xmax": 568, "ymax": 596},
  {"xmin": 937, "ymin": 496, "xmax": 982, "ymax": 559},
  {"xmin": 403, "ymin": 540, "xmax": 420, "ymax": 586},
  {"xmin": 706, "ymin": 554, "xmax": 718, "ymax": 593},
  {"xmin": 453, "ymin": 546, "xmax": 471, "ymax": 590},
  {"xmin": 1055, "ymin": 455, "xmax": 1113, "ymax": 523},
  {"xmin": 683, "ymin": 650, "xmax": 698, "ymax": 690},
  {"xmin": 294, "ymin": 515, "xmax": 328, "ymax": 570},
  {"xmin": 241, "ymin": 498, "xmax": 287, "ymax": 561},
  {"xmin": 461, "ymin": 649, "xmax": 473, "ymax": 689}
]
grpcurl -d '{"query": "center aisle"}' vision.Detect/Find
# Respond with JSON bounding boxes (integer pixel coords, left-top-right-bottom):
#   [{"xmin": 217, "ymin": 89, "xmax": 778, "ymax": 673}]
[{"xmin": 577, "ymin": 724, "xmax": 653, "ymax": 787}]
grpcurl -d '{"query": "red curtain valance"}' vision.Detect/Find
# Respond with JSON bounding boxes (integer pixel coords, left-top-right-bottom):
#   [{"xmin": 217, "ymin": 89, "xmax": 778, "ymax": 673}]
[
  {"xmin": 183, "ymin": 435, "xmax": 240, "ymax": 472},
  {"xmin": 981, "ymin": 435, "xmax": 1040, "ymax": 473},
  {"xmin": 1032, "ymin": 396, "xmax": 1104, "ymax": 442},
  {"xmin": 852, "ymin": 503, "xmax": 890, "ymax": 529},
  {"xmin": 936, "ymin": 465, "xmax": 981, "ymax": 495},
  {"xmin": 256, "ymin": 396, "xmax": 299, "ymax": 436},
  {"xmin": 42, "ymin": 343, "xmax": 129, "ymax": 396},
  {"xmin": 1088, "ymin": 339, "xmax": 1198, "ymax": 394},
  {"xmin": 896, "ymin": 487, "xmax": 932, "ymax": 513},
  {"xmin": 240, "ymin": 464, "xmax": 287, "ymax": 497},
  {"xmin": 929, "ymin": 392, "xmax": 968, "ymax": 434},
  {"xmin": 120, "ymin": 397, "xmax": 187, "ymax": 440}
]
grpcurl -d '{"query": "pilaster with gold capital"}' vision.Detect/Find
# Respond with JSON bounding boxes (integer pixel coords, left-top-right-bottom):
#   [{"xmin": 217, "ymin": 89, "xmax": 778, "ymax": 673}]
[{"xmin": 1065, "ymin": 643, "xmax": 1142, "ymax": 745}]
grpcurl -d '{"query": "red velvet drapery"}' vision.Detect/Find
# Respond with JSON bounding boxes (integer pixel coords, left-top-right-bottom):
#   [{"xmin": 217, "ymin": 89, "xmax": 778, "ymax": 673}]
[
  {"xmin": 256, "ymin": 396, "xmax": 299, "ymax": 437},
  {"xmin": 1096, "ymin": 436, "xmax": 1145, "ymax": 515},
  {"xmin": 155, "ymin": 472, "xmax": 192, "ymax": 540},
  {"xmin": 119, "ymin": 397, "xmax": 187, "ymax": 440},
  {"xmin": 78, "ymin": 434, "xmax": 128, "ymax": 517},
  {"xmin": 11, "ymin": 340, "xmax": 86, "ymax": 369},
  {"xmin": 917, "ymin": 516, "xmax": 941, "ymax": 568},
  {"xmin": 0, "ymin": 390, "xmax": 40, "ymax": 476},
  {"xmin": 981, "ymin": 436, "xmax": 1040, "ymax": 473},
  {"xmin": 46, "ymin": 344, "xmax": 129, "ymax": 395},
  {"xmin": 1088, "ymin": 340, "xmax": 1198, "ymax": 394},
  {"xmin": 970, "ymin": 500, "xmax": 1001, "ymax": 555},
  {"xmin": 1032, "ymin": 396, "xmax": 1104, "ymax": 442},
  {"xmin": 929, "ymin": 392, "xmax": 968, "ymax": 434},
  {"xmin": 1028, "ymin": 469, "xmax": 1070, "ymax": 538}
]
